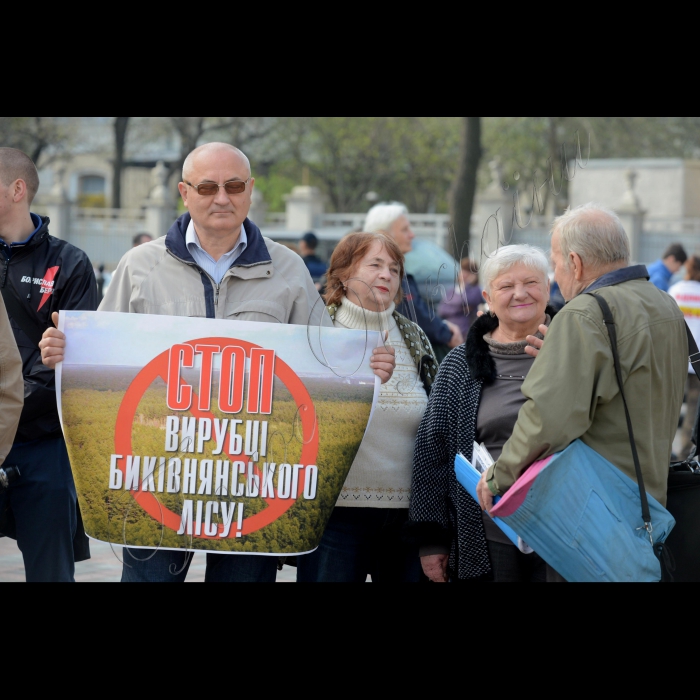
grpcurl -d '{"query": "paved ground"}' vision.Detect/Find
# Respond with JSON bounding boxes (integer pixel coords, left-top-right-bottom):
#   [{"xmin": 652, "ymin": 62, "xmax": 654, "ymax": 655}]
[{"xmin": 0, "ymin": 537, "xmax": 297, "ymax": 583}]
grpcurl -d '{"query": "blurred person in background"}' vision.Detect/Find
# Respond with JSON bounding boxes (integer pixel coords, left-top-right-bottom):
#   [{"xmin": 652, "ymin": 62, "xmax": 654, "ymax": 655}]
[
  {"xmin": 365, "ymin": 203, "xmax": 464, "ymax": 353},
  {"xmin": 438, "ymin": 259, "xmax": 482, "ymax": 338},
  {"xmin": 298, "ymin": 232, "xmax": 328, "ymax": 288},
  {"xmin": 409, "ymin": 245, "xmax": 554, "ymax": 583},
  {"xmin": 95, "ymin": 264, "xmax": 107, "ymax": 304},
  {"xmin": 132, "ymin": 233, "xmax": 153, "ymax": 248},
  {"xmin": 670, "ymin": 255, "xmax": 700, "ymax": 459},
  {"xmin": 548, "ymin": 280, "xmax": 567, "ymax": 312},
  {"xmin": 297, "ymin": 232, "xmax": 437, "ymax": 583},
  {"xmin": 649, "ymin": 243, "xmax": 688, "ymax": 293},
  {"xmin": 0, "ymin": 148, "xmax": 97, "ymax": 582}
]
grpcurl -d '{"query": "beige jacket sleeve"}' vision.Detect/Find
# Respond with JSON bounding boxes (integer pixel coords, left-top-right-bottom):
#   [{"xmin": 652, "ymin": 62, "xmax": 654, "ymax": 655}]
[
  {"xmin": 285, "ymin": 262, "xmax": 333, "ymax": 329},
  {"xmin": 0, "ymin": 297, "xmax": 24, "ymax": 468}
]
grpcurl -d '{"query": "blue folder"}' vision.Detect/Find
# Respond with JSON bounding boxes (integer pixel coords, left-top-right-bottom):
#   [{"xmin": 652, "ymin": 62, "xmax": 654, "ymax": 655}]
[
  {"xmin": 454, "ymin": 454, "xmax": 521, "ymax": 548},
  {"xmin": 490, "ymin": 441, "xmax": 676, "ymax": 583}
]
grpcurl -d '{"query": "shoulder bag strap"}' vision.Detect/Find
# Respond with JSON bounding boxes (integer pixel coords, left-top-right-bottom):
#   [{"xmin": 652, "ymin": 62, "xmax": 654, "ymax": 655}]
[
  {"xmin": 586, "ymin": 293, "xmax": 654, "ymax": 536},
  {"xmin": 0, "ymin": 282, "xmax": 44, "ymax": 347}
]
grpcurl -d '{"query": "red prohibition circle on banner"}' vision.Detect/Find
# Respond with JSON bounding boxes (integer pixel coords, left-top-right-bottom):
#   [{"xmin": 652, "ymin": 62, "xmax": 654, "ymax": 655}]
[{"xmin": 114, "ymin": 337, "xmax": 319, "ymax": 539}]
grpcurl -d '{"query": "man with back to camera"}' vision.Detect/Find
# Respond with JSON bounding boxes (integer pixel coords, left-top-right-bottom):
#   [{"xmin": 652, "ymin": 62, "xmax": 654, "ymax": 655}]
[
  {"xmin": 648, "ymin": 243, "xmax": 688, "ymax": 293},
  {"xmin": 364, "ymin": 203, "xmax": 464, "ymax": 352},
  {"xmin": 0, "ymin": 148, "xmax": 97, "ymax": 582},
  {"xmin": 41, "ymin": 142, "xmax": 397, "ymax": 584},
  {"xmin": 475, "ymin": 204, "xmax": 688, "ymax": 582}
]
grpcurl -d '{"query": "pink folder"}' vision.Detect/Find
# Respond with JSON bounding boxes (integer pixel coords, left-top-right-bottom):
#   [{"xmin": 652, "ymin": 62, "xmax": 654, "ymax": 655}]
[{"xmin": 490, "ymin": 456, "xmax": 555, "ymax": 518}]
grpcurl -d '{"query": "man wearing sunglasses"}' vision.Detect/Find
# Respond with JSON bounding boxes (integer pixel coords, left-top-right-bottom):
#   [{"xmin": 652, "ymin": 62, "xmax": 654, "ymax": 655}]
[{"xmin": 41, "ymin": 142, "xmax": 396, "ymax": 583}]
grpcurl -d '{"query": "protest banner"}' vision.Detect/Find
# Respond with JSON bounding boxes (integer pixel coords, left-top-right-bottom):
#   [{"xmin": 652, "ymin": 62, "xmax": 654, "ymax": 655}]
[{"xmin": 57, "ymin": 311, "xmax": 379, "ymax": 556}]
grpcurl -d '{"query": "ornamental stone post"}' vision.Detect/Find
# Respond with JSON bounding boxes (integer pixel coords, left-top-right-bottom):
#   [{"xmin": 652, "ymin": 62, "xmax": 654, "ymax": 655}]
[
  {"xmin": 144, "ymin": 162, "xmax": 176, "ymax": 239},
  {"xmin": 44, "ymin": 164, "xmax": 71, "ymax": 242},
  {"xmin": 473, "ymin": 159, "xmax": 513, "ymax": 259},
  {"xmin": 249, "ymin": 186, "xmax": 268, "ymax": 227},
  {"xmin": 284, "ymin": 186, "xmax": 325, "ymax": 231},
  {"xmin": 616, "ymin": 169, "xmax": 646, "ymax": 264}
]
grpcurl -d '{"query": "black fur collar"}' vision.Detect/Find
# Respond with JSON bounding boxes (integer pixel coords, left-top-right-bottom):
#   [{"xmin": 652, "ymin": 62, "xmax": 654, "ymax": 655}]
[{"xmin": 465, "ymin": 306, "xmax": 557, "ymax": 384}]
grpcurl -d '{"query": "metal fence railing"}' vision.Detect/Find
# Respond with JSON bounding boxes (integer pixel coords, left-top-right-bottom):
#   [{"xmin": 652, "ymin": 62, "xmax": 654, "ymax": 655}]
[
  {"xmin": 640, "ymin": 218, "xmax": 700, "ymax": 263},
  {"xmin": 49, "ymin": 207, "xmax": 700, "ymax": 272}
]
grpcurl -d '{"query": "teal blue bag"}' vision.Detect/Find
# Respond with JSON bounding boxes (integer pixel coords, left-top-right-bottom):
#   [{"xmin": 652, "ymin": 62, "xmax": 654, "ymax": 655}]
[{"xmin": 491, "ymin": 440, "xmax": 675, "ymax": 582}]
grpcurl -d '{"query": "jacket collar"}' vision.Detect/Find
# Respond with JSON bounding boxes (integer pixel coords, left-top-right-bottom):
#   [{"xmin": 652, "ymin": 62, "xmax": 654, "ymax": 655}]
[
  {"xmin": 166, "ymin": 213, "xmax": 271, "ymax": 269},
  {"xmin": 465, "ymin": 306, "xmax": 558, "ymax": 384},
  {"xmin": 582, "ymin": 265, "xmax": 649, "ymax": 295},
  {"xmin": 0, "ymin": 215, "xmax": 50, "ymax": 259}
]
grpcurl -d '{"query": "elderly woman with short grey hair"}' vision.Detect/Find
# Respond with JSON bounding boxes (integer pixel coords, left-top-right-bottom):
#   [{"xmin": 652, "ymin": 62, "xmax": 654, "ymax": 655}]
[{"xmin": 408, "ymin": 245, "xmax": 556, "ymax": 583}]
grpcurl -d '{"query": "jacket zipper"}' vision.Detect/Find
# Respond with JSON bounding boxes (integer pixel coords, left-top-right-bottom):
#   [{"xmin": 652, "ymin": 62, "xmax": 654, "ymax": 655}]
[{"xmin": 166, "ymin": 249, "xmax": 223, "ymax": 316}]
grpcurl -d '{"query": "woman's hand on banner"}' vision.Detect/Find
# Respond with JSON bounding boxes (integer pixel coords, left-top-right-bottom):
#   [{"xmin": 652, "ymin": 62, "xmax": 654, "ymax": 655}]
[
  {"xmin": 40, "ymin": 312, "xmax": 67, "ymax": 369},
  {"xmin": 371, "ymin": 332, "xmax": 396, "ymax": 384}
]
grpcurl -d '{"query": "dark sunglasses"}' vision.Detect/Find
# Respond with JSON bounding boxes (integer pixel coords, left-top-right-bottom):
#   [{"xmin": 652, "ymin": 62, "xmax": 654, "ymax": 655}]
[{"xmin": 185, "ymin": 178, "xmax": 250, "ymax": 196}]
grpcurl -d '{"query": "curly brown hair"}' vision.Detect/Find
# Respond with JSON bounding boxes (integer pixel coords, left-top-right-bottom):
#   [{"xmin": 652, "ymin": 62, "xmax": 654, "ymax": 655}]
[{"xmin": 324, "ymin": 232, "xmax": 406, "ymax": 307}]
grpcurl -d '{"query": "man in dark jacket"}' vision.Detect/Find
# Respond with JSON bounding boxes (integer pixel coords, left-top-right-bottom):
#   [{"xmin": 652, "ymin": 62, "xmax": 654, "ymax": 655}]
[
  {"xmin": 0, "ymin": 148, "xmax": 97, "ymax": 582},
  {"xmin": 364, "ymin": 203, "xmax": 463, "ymax": 351}
]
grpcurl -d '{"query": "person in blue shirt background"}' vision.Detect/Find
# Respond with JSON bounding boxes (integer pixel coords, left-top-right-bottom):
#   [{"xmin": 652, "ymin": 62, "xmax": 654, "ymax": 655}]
[
  {"xmin": 648, "ymin": 243, "xmax": 688, "ymax": 293},
  {"xmin": 299, "ymin": 232, "xmax": 328, "ymax": 290}
]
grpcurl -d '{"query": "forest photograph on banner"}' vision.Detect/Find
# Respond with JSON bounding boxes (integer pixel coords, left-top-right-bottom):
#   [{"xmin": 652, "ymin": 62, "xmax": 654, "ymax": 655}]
[{"xmin": 57, "ymin": 311, "xmax": 379, "ymax": 556}]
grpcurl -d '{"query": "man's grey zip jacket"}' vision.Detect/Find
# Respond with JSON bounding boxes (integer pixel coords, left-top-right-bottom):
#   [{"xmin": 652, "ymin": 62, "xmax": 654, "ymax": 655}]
[{"xmin": 100, "ymin": 214, "xmax": 329, "ymax": 329}]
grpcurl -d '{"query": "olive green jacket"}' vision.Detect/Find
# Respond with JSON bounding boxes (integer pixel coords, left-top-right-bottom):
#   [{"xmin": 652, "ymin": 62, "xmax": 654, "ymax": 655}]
[
  {"xmin": 486, "ymin": 268, "xmax": 688, "ymax": 507},
  {"xmin": 0, "ymin": 296, "xmax": 24, "ymax": 469},
  {"xmin": 327, "ymin": 304, "xmax": 439, "ymax": 394}
]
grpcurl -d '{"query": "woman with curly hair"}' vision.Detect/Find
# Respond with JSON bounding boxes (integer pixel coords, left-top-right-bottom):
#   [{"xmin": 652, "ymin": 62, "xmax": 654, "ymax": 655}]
[{"xmin": 297, "ymin": 232, "xmax": 438, "ymax": 583}]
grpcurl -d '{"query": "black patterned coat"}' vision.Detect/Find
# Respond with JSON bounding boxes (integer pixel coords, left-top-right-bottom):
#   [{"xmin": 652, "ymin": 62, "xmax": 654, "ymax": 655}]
[{"xmin": 407, "ymin": 308, "xmax": 556, "ymax": 582}]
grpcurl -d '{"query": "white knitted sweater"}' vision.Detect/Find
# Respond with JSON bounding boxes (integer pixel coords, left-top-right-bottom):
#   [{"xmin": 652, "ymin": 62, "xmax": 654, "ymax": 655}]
[{"xmin": 333, "ymin": 298, "xmax": 429, "ymax": 509}]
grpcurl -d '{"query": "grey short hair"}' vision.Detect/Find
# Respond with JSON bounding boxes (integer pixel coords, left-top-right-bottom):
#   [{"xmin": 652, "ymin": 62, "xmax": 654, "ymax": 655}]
[
  {"xmin": 482, "ymin": 245, "xmax": 550, "ymax": 294},
  {"xmin": 552, "ymin": 203, "xmax": 631, "ymax": 267},
  {"xmin": 364, "ymin": 202, "xmax": 409, "ymax": 234}
]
